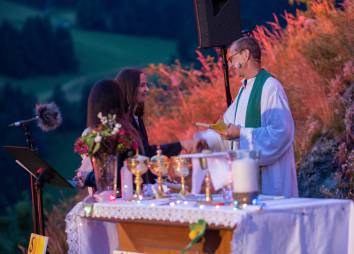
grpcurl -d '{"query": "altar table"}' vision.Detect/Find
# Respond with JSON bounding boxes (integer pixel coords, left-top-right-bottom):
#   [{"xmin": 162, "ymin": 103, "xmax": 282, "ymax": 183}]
[{"xmin": 66, "ymin": 196, "xmax": 353, "ymax": 254}]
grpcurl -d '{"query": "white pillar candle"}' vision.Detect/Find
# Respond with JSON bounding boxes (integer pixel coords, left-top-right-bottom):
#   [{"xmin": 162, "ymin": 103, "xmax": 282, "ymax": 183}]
[
  {"xmin": 231, "ymin": 157, "xmax": 259, "ymax": 193},
  {"xmin": 121, "ymin": 162, "xmax": 133, "ymax": 200}
]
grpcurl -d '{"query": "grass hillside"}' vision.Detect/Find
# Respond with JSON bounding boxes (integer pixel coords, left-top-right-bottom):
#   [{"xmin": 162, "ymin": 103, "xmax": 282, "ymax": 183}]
[
  {"xmin": 0, "ymin": 0, "xmax": 177, "ymax": 101},
  {"xmin": 0, "ymin": 0, "xmax": 41, "ymax": 26}
]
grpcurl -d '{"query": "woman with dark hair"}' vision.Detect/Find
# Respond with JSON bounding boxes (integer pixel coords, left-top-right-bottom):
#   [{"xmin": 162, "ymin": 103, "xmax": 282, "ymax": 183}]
[
  {"xmin": 74, "ymin": 79, "xmax": 143, "ymax": 192},
  {"xmin": 115, "ymin": 68, "xmax": 192, "ymax": 183}
]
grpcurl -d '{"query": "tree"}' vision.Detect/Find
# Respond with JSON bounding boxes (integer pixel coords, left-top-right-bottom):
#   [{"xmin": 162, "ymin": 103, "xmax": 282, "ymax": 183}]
[
  {"xmin": 55, "ymin": 27, "xmax": 79, "ymax": 73},
  {"xmin": 0, "ymin": 16, "xmax": 79, "ymax": 78},
  {"xmin": 76, "ymin": 0, "xmax": 106, "ymax": 30},
  {"xmin": 21, "ymin": 16, "xmax": 58, "ymax": 75},
  {"xmin": 0, "ymin": 21, "xmax": 28, "ymax": 77}
]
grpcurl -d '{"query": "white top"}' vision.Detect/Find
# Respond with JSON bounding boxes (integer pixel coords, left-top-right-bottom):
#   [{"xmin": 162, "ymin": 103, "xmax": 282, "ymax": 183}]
[{"xmin": 201, "ymin": 76, "xmax": 298, "ymax": 197}]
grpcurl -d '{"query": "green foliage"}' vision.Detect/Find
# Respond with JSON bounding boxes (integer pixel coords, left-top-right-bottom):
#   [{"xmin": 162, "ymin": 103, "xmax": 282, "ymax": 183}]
[
  {"xmin": 0, "ymin": 84, "xmax": 38, "ymax": 211},
  {"xmin": 0, "ymin": 21, "xmax": 27, "ymax": 77},
  {"xmin": 0, "ymin": 192, "xmax": 32, "ymax": 254},
  {"xmin": 0, "ymin": 16, "xmax": 78, "ymax": 78}
]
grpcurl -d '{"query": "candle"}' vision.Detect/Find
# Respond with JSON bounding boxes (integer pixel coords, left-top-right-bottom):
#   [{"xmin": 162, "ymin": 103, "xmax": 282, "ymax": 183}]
[
  {"xmin": 121, "ymin": 162, "xmax": 133, "ymax": 200},
  {"xmin": 231, "ymin": 157, "xmax": 259, "ymax": 193}
]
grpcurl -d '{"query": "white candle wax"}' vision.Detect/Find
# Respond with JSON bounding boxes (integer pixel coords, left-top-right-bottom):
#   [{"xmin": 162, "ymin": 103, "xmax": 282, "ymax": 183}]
[
  {"xmin": 231, "ymin": 157, "xmax": 259, "ymax": 193},
  {"xmin": 121, "ymin": 162, "xmax": 133, "ymax": 200}
]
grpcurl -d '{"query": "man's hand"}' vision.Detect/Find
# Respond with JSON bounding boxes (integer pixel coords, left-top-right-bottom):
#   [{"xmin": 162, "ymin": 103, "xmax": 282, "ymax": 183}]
[{"xmin": 218, "ymin": 124, "xmax": 240, "ymax": 140}]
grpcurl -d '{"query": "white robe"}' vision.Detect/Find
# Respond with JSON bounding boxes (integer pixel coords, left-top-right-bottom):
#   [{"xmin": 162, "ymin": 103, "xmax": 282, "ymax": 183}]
[{"xmin": 201, "ymin": 76, "xmax": 298, "ymax": 197}]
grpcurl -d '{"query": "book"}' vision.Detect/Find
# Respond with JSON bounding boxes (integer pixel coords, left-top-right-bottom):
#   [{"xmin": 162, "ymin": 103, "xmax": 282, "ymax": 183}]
[
  {"xmin": 27, "ymin": 233, "xmax": 48, "ymax": 254},
  {"xmin": 195, "ymin": 120, "xmax": 228, "ymax": 132}
]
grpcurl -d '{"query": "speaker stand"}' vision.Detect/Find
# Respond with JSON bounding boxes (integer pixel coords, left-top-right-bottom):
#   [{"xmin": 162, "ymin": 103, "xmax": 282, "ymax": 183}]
[{"xmin": 220, "ymin": 46, "xmax": 232, "ymax": 107}]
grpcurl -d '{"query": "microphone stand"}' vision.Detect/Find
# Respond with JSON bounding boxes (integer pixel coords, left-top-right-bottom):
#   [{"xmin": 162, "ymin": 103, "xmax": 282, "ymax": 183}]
[{"xmin": 21, "ymin": 123, "xmax": 45, "ymax": 235}]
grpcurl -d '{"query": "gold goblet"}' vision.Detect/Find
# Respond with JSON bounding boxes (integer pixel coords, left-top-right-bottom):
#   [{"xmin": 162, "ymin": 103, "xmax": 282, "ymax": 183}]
[
  {"xmin": 170, "ymin": 157, "xmax": 191, "ymax": 196},
  {"xmin": 149, "ymin": 147, "xmax": 170, "ymax": 198},
  {"xmin": 126, "ymin": 153, "xmax": 149, "ymax": 199}
]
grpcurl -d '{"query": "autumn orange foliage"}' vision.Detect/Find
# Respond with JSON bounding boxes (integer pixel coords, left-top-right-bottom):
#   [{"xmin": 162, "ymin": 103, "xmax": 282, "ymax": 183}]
[{"xmin": 144, "ymin": 0, "xmax": 354, "ymax": 160}]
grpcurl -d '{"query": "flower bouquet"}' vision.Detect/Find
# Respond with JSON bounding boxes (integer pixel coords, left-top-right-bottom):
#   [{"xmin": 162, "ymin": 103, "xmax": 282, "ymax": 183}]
[{"xmin": 74, "ymin": 113, "xmax": 138, "ymax": 197}]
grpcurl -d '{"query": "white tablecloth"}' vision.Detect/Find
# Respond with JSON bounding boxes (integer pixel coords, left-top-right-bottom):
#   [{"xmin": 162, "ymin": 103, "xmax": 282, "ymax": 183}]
[{"xmin": 65, "ymin": 196, "xmax": 354, "ymax": 254}]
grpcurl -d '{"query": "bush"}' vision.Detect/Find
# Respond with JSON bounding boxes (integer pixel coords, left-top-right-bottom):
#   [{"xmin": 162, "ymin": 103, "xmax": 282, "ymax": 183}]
[{"xmin": 143, "ymin": 0, "xmax": 353, "ymax": 198}]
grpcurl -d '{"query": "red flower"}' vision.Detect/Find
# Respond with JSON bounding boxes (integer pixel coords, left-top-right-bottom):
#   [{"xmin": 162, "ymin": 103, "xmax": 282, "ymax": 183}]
[{"xmin": 74, "ymin": 138, "xmax": 89, "ymax": 155}]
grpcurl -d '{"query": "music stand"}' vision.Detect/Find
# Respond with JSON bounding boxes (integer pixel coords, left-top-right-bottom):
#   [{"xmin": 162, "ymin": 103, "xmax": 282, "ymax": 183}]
[{"xmin": 3, "ymin": 146, "xmax": 75, "ymax": 236}]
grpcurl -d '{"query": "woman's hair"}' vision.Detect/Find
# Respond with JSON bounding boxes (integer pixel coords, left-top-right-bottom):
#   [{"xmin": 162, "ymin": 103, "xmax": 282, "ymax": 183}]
[
  {"xmin": 87, "ymin": 79, "xmax": 125, "ymax": 128},
  {"xmin": 86, "ymin": 79, "xmax": 144, "ymax": 151},
  {"xmin": 114, "ymin": 68, "xmax": 144, "ymax": 117}
]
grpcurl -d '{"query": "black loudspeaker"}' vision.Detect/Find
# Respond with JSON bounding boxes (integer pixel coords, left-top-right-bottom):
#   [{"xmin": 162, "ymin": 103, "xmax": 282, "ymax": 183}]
[{"xmin": 193, "ymin": 0, "xmax": 242, "ymax": 48}]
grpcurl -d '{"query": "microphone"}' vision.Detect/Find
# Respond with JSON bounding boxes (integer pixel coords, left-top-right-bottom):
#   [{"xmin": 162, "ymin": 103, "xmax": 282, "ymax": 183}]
[
  {"xmin": 8, "ymin": 116, "xmax": 39, "ymax": 127},
  {"xmin": 8, "ymin": 102, "xmax": 62, "ymax": 131}
]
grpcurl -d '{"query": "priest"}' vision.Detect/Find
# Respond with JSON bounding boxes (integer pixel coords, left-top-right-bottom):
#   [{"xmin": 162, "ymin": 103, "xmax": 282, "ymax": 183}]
[{"xmin": 198, "ymin": 36, "xmax": 298, "ymax": 197}]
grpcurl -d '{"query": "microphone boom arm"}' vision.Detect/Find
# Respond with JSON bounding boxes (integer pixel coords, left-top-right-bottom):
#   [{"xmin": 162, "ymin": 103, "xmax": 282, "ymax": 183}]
[{"xmin": 8, "ymin": 116, "xmax": 39, "ymax": 127}]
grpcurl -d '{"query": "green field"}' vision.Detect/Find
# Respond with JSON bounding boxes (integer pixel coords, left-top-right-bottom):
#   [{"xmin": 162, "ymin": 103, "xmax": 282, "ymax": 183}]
[{"xmin": 0, "ymin": 0, "xmax": 177, "ymax": 101}]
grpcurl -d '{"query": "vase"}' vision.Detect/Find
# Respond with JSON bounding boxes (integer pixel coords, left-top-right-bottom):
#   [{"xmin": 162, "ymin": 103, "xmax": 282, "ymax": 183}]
[{"xmin": 91, "ymin": 154, "xmax": 118, "ymax": 195}]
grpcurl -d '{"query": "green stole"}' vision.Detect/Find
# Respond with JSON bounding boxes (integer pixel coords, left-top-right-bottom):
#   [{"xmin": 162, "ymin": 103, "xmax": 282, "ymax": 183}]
[
  {"xmin": 234, "ymin": 69, "xmax": 272, "ymax": 128},
  {"xmin": 234, "ymin": 69, "xmax": 272, "ymax": 191}
]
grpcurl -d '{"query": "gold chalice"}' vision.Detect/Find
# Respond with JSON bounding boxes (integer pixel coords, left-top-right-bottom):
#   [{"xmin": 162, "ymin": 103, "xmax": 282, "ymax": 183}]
[
  {"xmin": 126, "ymin": 153, "xmax": 149, "ymax": 199},
  {"xmin": 149, "ymin": 147, "xmax": 170, "ymax": 198},
  {"xmin": 170, "ymin": 157, "xmax": 191, "ymax": 196}
]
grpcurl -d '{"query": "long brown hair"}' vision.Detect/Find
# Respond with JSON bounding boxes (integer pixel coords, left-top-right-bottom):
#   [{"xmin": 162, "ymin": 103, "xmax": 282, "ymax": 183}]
[
  {"xmin": 87, "ymin": 79, "xmax": 125, "ymax": 128},
  {"xmin": 114, "ymin": 68, "xmax": 144, "ymax": 117},
  {"xmin": 86, "ymin": 79, "xmax": 144, "ymax": 151}
]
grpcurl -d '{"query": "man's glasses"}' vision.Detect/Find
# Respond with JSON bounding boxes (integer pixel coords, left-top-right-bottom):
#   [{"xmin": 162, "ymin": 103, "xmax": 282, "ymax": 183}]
[{"xmin": 227, "ymin": 49, "xmax": 243, "ymax": 63}]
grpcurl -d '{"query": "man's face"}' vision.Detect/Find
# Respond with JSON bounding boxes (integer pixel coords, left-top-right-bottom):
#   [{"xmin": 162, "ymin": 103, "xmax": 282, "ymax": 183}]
[
  {"xmin": 228, "ymin": 45, "xmax": 246, "ymax": 78},
  {"xmin": 137, "ymin": 73, "xmax": 149, "ymax": 103}
]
